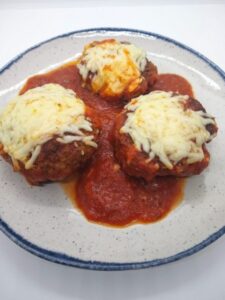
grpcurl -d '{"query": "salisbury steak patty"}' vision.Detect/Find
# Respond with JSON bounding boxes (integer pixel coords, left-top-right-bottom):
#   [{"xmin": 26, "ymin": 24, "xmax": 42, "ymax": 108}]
[{"xmin": 114, "ymin": 91, "xmax": 218, "ymax": 181}]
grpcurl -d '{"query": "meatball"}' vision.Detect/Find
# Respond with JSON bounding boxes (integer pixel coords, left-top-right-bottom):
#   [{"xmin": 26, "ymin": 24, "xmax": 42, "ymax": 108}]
[
  {"xmin": 114, "ymin": 91, "xmax": 218, "ymax": 181},
  {"xmin": 0, "ymin": 83, "xmax": 100, "ymax": 185},
  {"xmin": 77, "ymin": 39, "xmax": 158, "ymax": 102}
]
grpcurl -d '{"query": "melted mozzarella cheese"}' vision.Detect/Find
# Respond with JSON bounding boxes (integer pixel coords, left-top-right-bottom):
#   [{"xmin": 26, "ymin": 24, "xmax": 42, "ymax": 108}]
[
  {"xmin": 0, "ymin": 83, "xmax": 97, "ymax": 169},
  {"xmin": 121, "ymin": 91, "xmax": 216, "ymax": 169},
  {"xmin": 77, "ymin": 39, "xmax": 147, "ymax": 97}
]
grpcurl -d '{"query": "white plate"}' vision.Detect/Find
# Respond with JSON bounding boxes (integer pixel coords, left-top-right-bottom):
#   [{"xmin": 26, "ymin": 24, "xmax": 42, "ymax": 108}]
[{"xmin": 0, "ymin": 28, "xmax": 224, "ymax": 270}]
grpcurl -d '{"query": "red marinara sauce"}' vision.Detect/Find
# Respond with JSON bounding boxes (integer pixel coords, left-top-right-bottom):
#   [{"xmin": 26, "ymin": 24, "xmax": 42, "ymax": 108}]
[
  {"xmin": 22, "ymin": 66, "xmax": 193, "ymax": 227},
  {"xmin": 152, "ymin": 73, "xmax": 193, "ymax": 96}
]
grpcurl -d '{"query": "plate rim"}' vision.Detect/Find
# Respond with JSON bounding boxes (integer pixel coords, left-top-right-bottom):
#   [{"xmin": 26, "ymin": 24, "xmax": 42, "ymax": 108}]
[{"xmin": 0, "ymin": 27, "xmax": 224, "ymax": 271}]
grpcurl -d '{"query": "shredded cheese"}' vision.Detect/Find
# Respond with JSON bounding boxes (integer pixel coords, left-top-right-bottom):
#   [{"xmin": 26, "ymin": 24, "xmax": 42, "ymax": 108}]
[
  {"xmin": 0, "ymin": 83, "xmax": 97, "ymax": 169},
  {"xmin": 77, "ymin": 39, "xmax": 147, "ymax": 97},
  {"xmin": 121, "ymin": 91, "xmax": 216, "ymax": 169}
]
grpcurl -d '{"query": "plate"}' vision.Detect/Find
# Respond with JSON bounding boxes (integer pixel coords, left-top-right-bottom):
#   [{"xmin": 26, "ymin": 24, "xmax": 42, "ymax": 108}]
[{"xmin": 0, "ymin": 28, "xmax": 224, "ymax": 271}]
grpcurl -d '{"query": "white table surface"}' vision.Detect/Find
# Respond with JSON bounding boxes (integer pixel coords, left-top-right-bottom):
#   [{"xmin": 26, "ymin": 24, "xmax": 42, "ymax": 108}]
[{"xmin": 0, "ymin": 1, "xmax": 225, "ymax": 299}]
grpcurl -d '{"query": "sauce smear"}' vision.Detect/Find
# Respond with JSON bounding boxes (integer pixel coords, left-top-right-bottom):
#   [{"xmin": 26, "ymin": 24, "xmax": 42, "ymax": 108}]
[{"xmin": 23, "ymin": 65, "xmax": 192, "ymax": 227}]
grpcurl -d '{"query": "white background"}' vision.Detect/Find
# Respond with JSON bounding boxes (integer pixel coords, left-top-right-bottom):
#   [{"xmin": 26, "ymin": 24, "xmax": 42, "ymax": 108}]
[{"xmin": 0, "ymin": 1, "xmax": 225, "ymax": 299}]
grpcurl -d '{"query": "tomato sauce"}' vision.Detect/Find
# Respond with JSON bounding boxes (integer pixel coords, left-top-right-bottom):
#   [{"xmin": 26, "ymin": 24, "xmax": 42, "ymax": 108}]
[
  {"xmin": 152, "ymin": 73, "xmax": 193, "ymax": 97},
  {"xmin": 22, "ymin": 65, "xmax": 193, "ymax": 227}
]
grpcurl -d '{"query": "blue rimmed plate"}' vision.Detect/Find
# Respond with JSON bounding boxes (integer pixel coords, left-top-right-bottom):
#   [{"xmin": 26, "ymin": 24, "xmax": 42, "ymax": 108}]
[{"xmin": 0, "ymin": 28, "xmax": 224, "ymax": 270}]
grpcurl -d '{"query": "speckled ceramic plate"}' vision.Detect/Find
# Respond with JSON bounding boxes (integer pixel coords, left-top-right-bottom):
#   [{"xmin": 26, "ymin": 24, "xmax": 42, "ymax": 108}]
[{"xmin": 0, "ymin": 28, "xmax": 224, "ymax": 270}]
